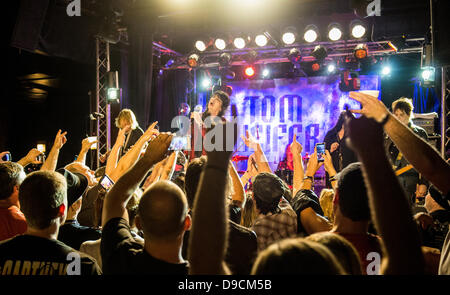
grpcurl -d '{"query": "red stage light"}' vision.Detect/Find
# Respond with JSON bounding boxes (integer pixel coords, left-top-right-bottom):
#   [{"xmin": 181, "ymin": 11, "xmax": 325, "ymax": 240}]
[
  {"xmin": 244, "ymin": 66, "xmax": 255, "ymax": 77},
  {"xmin": 312, "ymin": 63, "xmax": 320, "ymax": 71}
]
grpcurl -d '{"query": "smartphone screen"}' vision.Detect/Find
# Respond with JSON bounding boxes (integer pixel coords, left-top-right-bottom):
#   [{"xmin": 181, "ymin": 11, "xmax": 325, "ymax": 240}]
[
  {"xmin": 169, "ymin": 136, "xmax": 188, "ymax": 151},
  {"xmin": 3, "ymin": 152, "xmax": 11, "ymax": 161},
  {"xmin": 316, "ymin": 143, "xmax": 325, "ymax": 162},
  {"xmin": 37, "ymin": 144, "xmax": 46, "ymax": 153},
  {"xmin": 88, "ymin": 136, "xmax": 97, "ymax": 150},
  {"xmin": 100, "ymin": 174, "xmax": 114, "ymax": 191}
]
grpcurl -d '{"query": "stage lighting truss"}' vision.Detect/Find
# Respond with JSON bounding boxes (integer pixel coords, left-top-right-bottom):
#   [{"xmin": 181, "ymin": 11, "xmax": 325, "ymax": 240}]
[
  {"xmin": 311, "ymin": 45, "xmax": 328, "ymax": 61},
  {"xmin": 218, "ymin": 53, "xmax": 232, "ymax": 67},
  {"xmin": 328, "ymin": 23, "xmax": 343, "ymax": 41},
  {"xmin": 288, "ymin": 48, "xmax": 302, "ymax": 64}
]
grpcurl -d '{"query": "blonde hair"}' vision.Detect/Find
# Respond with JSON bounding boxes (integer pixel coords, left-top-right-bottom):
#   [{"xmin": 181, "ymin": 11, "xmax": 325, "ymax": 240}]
[
  {"xmin": 115, "ymin": 109, "xmax": 138, "ymax": 130},
  {"xmin": 241, "ymin": 193, "xmax": 259, "ymax": 228},
  {"xmin": 319, "ymin": 189, "xmax": 335, "ymax": 223}
]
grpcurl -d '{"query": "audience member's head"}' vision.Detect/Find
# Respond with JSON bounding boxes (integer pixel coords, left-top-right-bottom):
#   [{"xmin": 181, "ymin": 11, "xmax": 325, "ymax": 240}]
[
  {"xmin": 252, "ymin": 173, "xmax": 288, "ymax": 215},
  {"xmin": 334, "ymin": 162, "xmax": 370, "ymax": 222},
  {"xmin": 319, "ymin": 189, "xmax": 335, "ymax": 223},
  {"xmin": 251, "ymin": 238, "xmax": 346, "ymax": 274},
  {"xmin": 185, "ymin": 156, "xmax": 207, "ymax": 209},
  {"xmin": 19, "ymin": 171, "xmax": 67, "ymax": 230},
  {"xmin": 392, "ymin": 97, "xmax": 414, "ymax": 125},
  {"xmin": 0, "ymin": 162, "xmax": 26, "ymax": 202},
  {"xmin": 425, "ymin": 185, "xmax": 450, "ymax": 213},
  {"xmin": 137, "ymin": 180, "xmax": 190, "ymax": 242},
  {"xmin": 306, "ymin": 232, "xmax": 362, "ymax": 275}
]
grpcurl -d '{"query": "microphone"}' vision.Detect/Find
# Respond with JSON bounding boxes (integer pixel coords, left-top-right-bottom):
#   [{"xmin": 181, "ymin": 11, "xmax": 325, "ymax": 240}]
[
  {"xmin": 194, "ymin": 105, "xmax": 203, "ymax": 113},
  {"xmin": 89, "ymin": 112, "xmax": 105, "ymax": 120}
]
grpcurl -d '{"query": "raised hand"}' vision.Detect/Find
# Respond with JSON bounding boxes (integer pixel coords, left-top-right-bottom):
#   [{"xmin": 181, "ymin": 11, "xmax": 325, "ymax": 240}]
[
  {"xmin": 305, "ymin": 147, "xmax": 323, "ymax": 177},
  {"xmin": 290, "ymin": 133, "xmax": 303, "ymax": 156},
  {"xmin": 116, "ymin": 125, "xmax": 131, "ymax": 146},
  {"xmin": 141, "ymin": 121, "xmax": 160, "ymax": 142},
  {"xmin": 345, "ymin": 112, "xmax": 384, "ymax": 155},
  {"xmin": 81, "ymin": 137, "xmax": 98, "ymax": 151},
  {"xmin": 323, "ymin": 150, "xmax": 336, "ymax": 176},
  {"xmin": 241, "ymin": 130, "xmax": 258, "ymax": 151},
  {"xmin": 348, "ymin": 91, "xmax": 389, "ymax": 123},
  {"xmin": 53, "ymin": 130, "xmax": 68, "ymax": 150},
  {"xmin": 142, "ymin": 132, "xmax": 173, "ymax": 164}
]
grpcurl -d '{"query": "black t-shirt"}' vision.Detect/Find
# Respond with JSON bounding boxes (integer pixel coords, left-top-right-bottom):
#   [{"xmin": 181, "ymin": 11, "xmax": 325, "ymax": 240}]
[
  {"xmin": 101, "ymin": 217, "xmax": 189, "ymax": 275},
  {"xmin": 0, "ymin": 235, "xmax": 101, "ymax": 275},
  {"xmin": 290, "ymin": 189, "xmax": 324, "ymax": 236},
  {"xmin": 228, "ymin": 202, "xmax": 242, "ymax": 224},
  {"xmin": 422, "ymin": 210, "xmax": 450, "ymax": 250},
  {"xmin": 120, "ymin": 127, "xmax": 145, "ymax": 157},
  {"xmin": 58, "ymin": 220, "xmax": 102, "ymax": 250}
]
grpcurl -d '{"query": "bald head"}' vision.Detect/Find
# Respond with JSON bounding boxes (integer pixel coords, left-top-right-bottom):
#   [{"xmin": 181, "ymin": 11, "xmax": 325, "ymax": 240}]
[{"xmin": 138, "ymin": 180, "xmax": 188, "ymax": 241}]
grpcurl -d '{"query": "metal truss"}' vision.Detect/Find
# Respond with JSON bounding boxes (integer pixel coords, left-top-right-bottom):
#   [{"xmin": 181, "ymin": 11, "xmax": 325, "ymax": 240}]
[
  {"xmin": 441, "ymin": 66, "xmax": 450, "ymax": 160},
  {"xmin": 95, "ymin": 37, "xmax": 111, "ymax": 168}
]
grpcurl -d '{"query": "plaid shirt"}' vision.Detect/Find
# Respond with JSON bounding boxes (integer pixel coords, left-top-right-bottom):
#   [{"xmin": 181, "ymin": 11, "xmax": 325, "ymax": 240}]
[{"xmin": 252, "ymin": 198, "xmax": 298, "ymax": 252}]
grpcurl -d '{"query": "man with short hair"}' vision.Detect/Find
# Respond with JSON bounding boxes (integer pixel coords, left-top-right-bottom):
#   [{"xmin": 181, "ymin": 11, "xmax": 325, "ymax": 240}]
[
  {"xmin": 251, "ymin": 172, "xmax": 297, "ymax": 252},
  {"xmin": 0, "ymin": 171, "xmax": 101, "ymax": 275},
  {"xmin": 330, "ymin": 162, "xmax": 383, "ymax": 274},
  {"xmin": 388, "ymin": 97, "xmax": 428, "ymax": 203},
  {"xmin": 101, "ymin": 132, "xmax": 191, "ymax": 274},
  {"xmin": 0, "ymin": 162, "xmax": 27, "ymax": 241}
]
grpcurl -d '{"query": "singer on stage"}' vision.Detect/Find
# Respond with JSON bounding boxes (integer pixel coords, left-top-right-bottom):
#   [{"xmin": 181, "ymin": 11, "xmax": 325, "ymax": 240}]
[
  {"xmin": 115, "ymin": 109, "xmax": 144, "ymax": 157},
  {"xmin": 190, "ymin": 90, "xmax": 230, "ymax": 160}
]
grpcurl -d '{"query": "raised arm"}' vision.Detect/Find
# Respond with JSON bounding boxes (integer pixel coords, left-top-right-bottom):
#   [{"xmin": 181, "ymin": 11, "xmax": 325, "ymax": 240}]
[
  {"xmin": 241, "ymin": 130, "xmax": 272, "ymax": 173},
  {"xmin": 229, "ymin": 160, "xmax": 245, "ymax": 208},
  {"xmin": 16, "ymin": 148, "xmax": 43, "ymax": 167},
  {"xmin": 101, "ymin": 132, "xmax": 172, "ymax": 227},
  {"xmin": 41, "ymin": 130, "xmax": 67, "ymax": 171},
  {"xmin": 76, "ymin": 138, "xmax": 98, "ymax": 165},
  {"xmin": 346, "ymin": 114, "xmax": 424, "ymax": 274},
  {"xmin": 290, "ymin": 133, "xmax": 304, "ymax": 197},
  {"xmin": 159, "ymin": 151, "xmax": 177, "ymax": 181},
  {"xmin": 240, "ymin": 153, "xmax": 258, "ymax": 188},
  {"xmin": 349, "ymin": 91, "xmax": 450, "ymax": 195},
  {"xmin": 109, "ymin": 122, "xmax": 158, "ymax": 182},
  {"xmin": 188, "ymin": 105, "xmax": 238, "ymax": 275},
  {"xmin": 105, "ymin": 126, "xmax": 129, "ymax": 177},
  {"xmin": 323, "ymin": 150, "xmax": 338, "ymax": 190}
]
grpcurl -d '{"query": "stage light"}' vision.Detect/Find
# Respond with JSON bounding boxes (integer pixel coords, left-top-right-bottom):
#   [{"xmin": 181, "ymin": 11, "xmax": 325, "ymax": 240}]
[
  {"xmin": 244, "ymin": 66, "xmax": 255, "ymax": 78},
  {"xmin": 288, "ymin": 48, "xmax": 302, "ymax": 64},
  {"xmin": 304, "ymin": 25, "xmax": 319, "ymax": 43},
  {"xmin": 311, "ymin": 45, "xmax": 328, "ymax": 61},
  {"xmin": 354, "ymin": 44, "xmax": 368, "ymax": 60},
  {"xmin": 255, "ymin": 34, "xmax": 268, "ymax": 47},
  {"xmin": 327, "ymin": 64, "xmax": 336, "ymax": 73},
  {"xmin": 350, "ymin": 20, "xmax": 366, "ymax": 38},
  {"xmin": 245, "ymin": 50, "xmax": 258, "ymax": 64},
  {"xmin": 262, "ymin": 68, "xmax": 270, "ymax": 77},
  {"xmin": 311, "ymin": 62, "xmax": 320, "ymax": 72},
  {"xmin": 215, "ymin": 38, "xmax": 226, "ymax": 50},
  {"xmin": 187, "ymin": 54, "xmax": 199, "ymax": 68},
  {"xmin": 107, "ymin": 88, "xmax": 121, "ymax": 103},
  {"xmin": 164, "ymin": 59, "xmax": 175, "ymax": 68},
  {"xmin": 381, "ymin": 66, "xmax": 391, "ymax": 76},
  {"xmin": 218, "ymin": 53, "xmax": 232, "ymax": 67},
  {"xmin": 421, "ymin": 67, "xmax": 435, "ymax": 87},
  {"xmin": 195, "ymin": 40, "xmax": 206, "ymax": 52},
  {"xmin": 282, "ymin": 27, "xmax": 297, "ymax": 45},
  {"xmin": 233, "ymin": 37, "xmax": 246, "ymax": 49},
  {"xmin": 328, "ymin": 23, "xmax": 343, "ymax": 41},
  {"xmin": 202, "ymin": 78, "xmax": 211, "ymax": 88}
]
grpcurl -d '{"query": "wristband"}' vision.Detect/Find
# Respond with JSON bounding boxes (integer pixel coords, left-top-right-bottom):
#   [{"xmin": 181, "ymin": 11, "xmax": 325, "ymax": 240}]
[
  {"xmin": 303, "ymin": 176, "xmax": 314, "ymax": 181},
  {"xmin": 329, "ymin": 175, "xmax": 337, "ymax": 182},
  {"xmin": 380, "ymin": 113, "xmax": 390, "ymax": 126}
]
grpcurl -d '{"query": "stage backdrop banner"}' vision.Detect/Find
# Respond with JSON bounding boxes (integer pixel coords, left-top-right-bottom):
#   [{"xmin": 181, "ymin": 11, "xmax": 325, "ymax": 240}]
[{"xmin": 223, "ymin": 75, "xmax": 380, "ymax": 171}]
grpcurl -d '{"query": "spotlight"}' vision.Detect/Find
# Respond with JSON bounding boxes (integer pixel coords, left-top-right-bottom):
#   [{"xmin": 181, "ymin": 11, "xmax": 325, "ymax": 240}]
[
  {"xmin": 195, "ymin": 40, "xmax": 207, "ymax": 52},
  {"xmin": 202, "ymin": 78, "xmax": 211, "ymax": 88},
  {"xmin": 381, "ymin": 66, "xmax": 391, "ymax": 76},
  {"xmin": 304, "ymin": 25, "xmax": 319, "ymax": 43},
  {"xmin": 215, "ymin": 38, "xmax": 227, "ymax": 50},
  {"xmin": 164, "ymin": 59, "xmax": 175, "ymax": 68},
  {"xmin": 107, "ymin": 88, "xmax": 121, "ymax": 103},
  {"xmin": 350, "ymin": 20, "xmax": 366, "ymax": 38},
  {"xmin": 221, "ymin": 68, "xmax": 236, "ymax": 80},
  {"xmin": 311, "ymin": 45, "xmax": 328, "ymax": 61},
  {"xmin": 328, "ymin": 23, "xmax": 343, "ymax": 41},
  {"xmin": 282, "ymin": 27, "xmax": 297, "ymax": 45},
  {"xmin": 327, "ymin": 64, "xmax": 336, "ymax": 73},
  {"xmin": 218, "ymin": 53, "xmax": 232, "ymax": 67},
  {"xmin": 255, "ymin": 34, "xmax": 268, "ymax": 47},
  {"xmin": 245, "ymin": 50, "xmax": 258, "ymax": 64},
  {"xmin": 288, "ymin": 48, "xmax": 302, "ymax": 64},
  {"xmin": 233, "ymin": 37, "xmax": 246, "ymax": 49},
  {"xmin": 187, "ymin": 54, "xmax": 199, "ymax": 68},
  {"xmin": 421, "ymin": 66, "xmax": 435, "ymax": 87},
  {"xmin": 311, "ymin": 62, "xmax": 320, "ymax": 72},
  {"xmin": 262, "ymin": 68, "xmax": 270, "ymax": 77},
  {"xmin": 244, "ymin": 66, "xmax": 255, "ymax": 78},
  {"xmin": 354, "ymin": 44, "xmax": 368, "ymax": 60}
]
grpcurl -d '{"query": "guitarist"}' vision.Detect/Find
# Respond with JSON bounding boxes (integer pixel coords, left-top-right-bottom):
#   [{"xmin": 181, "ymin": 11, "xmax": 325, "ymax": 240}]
[{"xmin": 385, "ymin": 98, "xmax": 428, "ymax": 205}]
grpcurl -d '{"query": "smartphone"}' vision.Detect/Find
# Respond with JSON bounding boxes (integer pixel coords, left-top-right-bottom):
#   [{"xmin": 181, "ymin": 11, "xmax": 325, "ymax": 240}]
[
  {"xmin": 99, "ymin": 174, "xmax": 114, "ymax": 192},
  {"xmin": 316, "ymin": 143, "xmax": 325, "ymax": 162},
  {"xmin": 88, "ymin": 136, "xmax": 97, "ymax": 150},
  {"xmin": 2, "ymin": 152, "xmax": 11, "ymax": 161},
  {"xmin": 169, "ymin": 136, "xmax": 189, "ymax": 151},
  {"xmin": 37, "ymin": 144, "xmax": 46, "ymax": 153}
]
